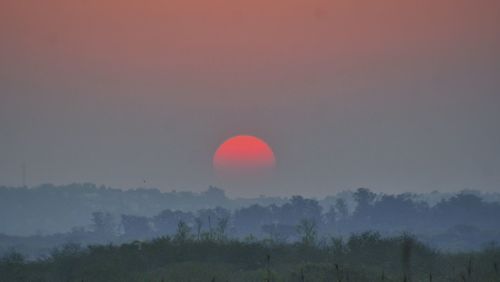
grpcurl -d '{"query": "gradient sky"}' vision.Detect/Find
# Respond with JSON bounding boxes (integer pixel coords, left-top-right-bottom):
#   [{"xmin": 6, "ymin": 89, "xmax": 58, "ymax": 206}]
[{"xmin": 1, "ymin": 0, "xmax": 499, "ymax": 197}]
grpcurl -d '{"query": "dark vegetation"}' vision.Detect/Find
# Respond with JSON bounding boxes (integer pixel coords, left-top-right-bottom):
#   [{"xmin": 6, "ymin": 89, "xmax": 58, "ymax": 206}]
[
  {"xmin": 2, "ymin": 185, "xmax": 500, "ymax": 281},
  {"xmin": 1, "ymin": 229, "xmax": 499, "ymax": 282}
]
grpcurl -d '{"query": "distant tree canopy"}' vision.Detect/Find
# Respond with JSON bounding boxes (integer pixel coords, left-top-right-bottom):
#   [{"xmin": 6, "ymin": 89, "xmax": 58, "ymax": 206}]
[
  {"xmin": 1, "ymin": 185, "xmax": 500, "ymax": 257},
  {"xmin": 103, "ymin": 188, "xmax": 500, "ymax": 248}
]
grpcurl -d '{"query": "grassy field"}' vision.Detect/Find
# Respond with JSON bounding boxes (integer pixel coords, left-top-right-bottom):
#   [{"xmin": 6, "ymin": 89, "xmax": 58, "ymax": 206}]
[{"xmin": 1, "ymin": 232, "xmax": 499, "ymax": 282}]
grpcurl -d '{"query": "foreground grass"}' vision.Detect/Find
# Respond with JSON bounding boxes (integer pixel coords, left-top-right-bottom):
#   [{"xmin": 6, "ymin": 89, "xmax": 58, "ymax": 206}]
[{"xmin": 1, "ymin": 233, "xmax": 499, "ymax": 282}]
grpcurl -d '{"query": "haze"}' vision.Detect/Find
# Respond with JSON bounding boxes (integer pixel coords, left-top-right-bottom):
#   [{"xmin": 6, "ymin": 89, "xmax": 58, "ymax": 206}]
[{"xmin": 1, "ymin": 0, "xmax": 499, "ymax": 197}]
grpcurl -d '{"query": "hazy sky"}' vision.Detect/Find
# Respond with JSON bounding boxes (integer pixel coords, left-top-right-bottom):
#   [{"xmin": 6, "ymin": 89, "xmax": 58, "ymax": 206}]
[{"xmin": 1, "ymin": 0, "xmax": 499, "ymax": 197}]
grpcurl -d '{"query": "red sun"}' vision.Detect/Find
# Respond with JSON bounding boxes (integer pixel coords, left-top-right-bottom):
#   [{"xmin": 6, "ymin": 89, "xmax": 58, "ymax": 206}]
[{"xmin": 213, "ymin": 135, "xmax": 276, "ymax": 177}]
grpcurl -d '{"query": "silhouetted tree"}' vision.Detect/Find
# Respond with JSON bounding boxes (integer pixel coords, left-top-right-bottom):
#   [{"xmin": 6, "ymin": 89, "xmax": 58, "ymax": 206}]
[
  {"xmin": 153, "ymin": 210, "xmax": 194, "ymax": 236},
  {"xmin": 335, "ymin": 198, "xmax": 349, "ymax": 220},
  {"xmin": 296, "ymin": 219, "xmax": 317, "ymax": 246},
  {"xmin": 174, "ymin": 220, "xmax": 191, "ymax": 242}
]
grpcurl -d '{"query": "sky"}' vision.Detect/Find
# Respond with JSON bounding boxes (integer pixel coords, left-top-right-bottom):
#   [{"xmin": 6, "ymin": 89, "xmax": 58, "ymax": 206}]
[{"xmin": 1, "ymin": 0, "xmax": 499, "ymax": 197}]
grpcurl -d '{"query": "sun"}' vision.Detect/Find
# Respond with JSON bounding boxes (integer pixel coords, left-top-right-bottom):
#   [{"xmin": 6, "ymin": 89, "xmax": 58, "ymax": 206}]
[{"xmin": 213, "ymin": 135, "xmax": 276, "ymax": 177}]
